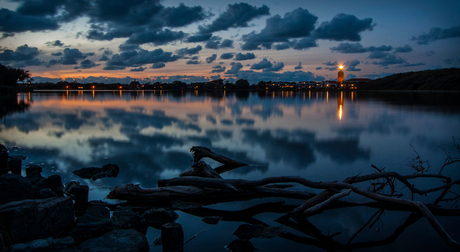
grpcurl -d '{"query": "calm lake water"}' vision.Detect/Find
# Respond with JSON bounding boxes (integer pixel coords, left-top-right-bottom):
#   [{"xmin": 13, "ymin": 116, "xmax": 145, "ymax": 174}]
[{"xmin": 1, "ymin": 90, "xmax": 460, "ymax": 251}]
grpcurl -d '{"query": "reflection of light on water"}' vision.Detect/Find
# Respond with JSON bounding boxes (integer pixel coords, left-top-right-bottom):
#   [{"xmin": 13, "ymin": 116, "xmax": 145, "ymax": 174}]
[{"xmin": 339, "ymin": 105, "xmax": 343, "ymax": 120}]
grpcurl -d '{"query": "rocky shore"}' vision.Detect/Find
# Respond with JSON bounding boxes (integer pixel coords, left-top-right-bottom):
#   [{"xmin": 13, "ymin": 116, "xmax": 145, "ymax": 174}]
[{"xmin": 0, "ymin": 144, "xmax": 181, "ymax": 252}]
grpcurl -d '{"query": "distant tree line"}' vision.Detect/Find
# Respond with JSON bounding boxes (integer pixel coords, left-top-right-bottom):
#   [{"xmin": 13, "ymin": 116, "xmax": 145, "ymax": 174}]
[
  {"xmin": 360, "ymin": 68, "xmax": 460, "ymax": 91},
  {"xmin": 0, "ymin": 63, "xmax": 31, "ymax": 86}
]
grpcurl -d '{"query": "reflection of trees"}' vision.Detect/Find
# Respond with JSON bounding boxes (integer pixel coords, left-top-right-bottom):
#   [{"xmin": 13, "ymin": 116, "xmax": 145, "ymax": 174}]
[{"xmin": 0, "ymin": 94, "xmax": 31, "ymax": 122}]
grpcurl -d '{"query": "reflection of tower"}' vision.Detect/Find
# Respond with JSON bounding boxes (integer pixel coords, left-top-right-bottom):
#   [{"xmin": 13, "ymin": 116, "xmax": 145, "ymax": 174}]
[
  {"xmin": 338, "ymin": 91, "xmax": 344, "ymax": 120},
  {"xmin": 338, "ymin": 65, "xmax": 344, "ymax": 84}
]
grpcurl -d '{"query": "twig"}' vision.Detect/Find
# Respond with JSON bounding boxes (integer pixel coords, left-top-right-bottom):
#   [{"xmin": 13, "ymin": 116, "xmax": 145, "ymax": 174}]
[{"xmin": 184, "ymin": 230, "xmax": 204, "ymax": 245}]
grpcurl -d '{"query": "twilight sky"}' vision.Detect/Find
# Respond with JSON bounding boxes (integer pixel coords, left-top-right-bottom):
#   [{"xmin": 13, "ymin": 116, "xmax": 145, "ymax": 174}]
[{"xmin": 0, "ymin": 0, "xmax": 459, "ymax": 84}]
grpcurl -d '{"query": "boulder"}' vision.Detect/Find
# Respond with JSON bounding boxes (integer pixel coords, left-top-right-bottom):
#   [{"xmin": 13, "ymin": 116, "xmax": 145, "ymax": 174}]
[
  {"xmin": 0, "ymin": 197, "xmax": 74, "ymax": 245},
  {"xmin": 0, "ymin": 174, "xmax": 33, "ymax": 205},
  {"xmin": 142, "ymin": 208, "xmax": 179, "ymax": 229},
  {"xmin": 45, "ymin": 175, "xmax": 64, "ymax": 196},
  {"xmin": 64, "ymin": 181, "xmax": 88, "ymax": 212},
  {"xmin": 68, "ymin": 205, "xmax": 112, "ymax": 245},
  {"xmin": 111, "ymin": 206, "xmax": 145, "ymax": 233},
  {"xmin": 78, "ymin": 229, "xmax": 149, "ymax": 252},
  {"xmin": 7, "ymin": 236, "xmax": 78, "ymax": 252},
  {"xmin": 25, "ymin": 165, "xmax": 42, "ymax": 176},
  {"xmin": 36, "ymin": 188, "xmax": 58, "ymax": 199}
]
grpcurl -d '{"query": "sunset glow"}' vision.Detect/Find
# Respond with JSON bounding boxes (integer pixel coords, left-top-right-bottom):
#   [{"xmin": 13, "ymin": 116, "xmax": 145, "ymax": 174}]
[{"xmin": 0, "ymin": 1, "xmax": 458, "ymax": 84}]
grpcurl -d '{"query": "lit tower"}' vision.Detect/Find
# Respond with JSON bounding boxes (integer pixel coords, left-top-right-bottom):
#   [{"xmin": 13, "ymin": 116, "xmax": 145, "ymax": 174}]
[{"xmin": 338, "ymin": 65, "xmax": 344, "ymax": 84}]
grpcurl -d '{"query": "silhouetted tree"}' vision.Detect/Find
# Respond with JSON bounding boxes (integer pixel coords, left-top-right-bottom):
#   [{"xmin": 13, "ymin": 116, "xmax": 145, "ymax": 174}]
[
  {"xmin": 0, "ymin": 63, "xmax": 31, "ymax": 86},
  {"xmin": 235, "ymin": 79, "xmax": 249, "ymax": 89}
]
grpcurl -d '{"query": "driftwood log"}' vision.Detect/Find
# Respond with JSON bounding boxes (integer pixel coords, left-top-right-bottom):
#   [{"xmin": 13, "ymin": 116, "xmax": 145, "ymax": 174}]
[{"xmin": 107, "ymin": 144, "xmax": 460, "ymax": 250}]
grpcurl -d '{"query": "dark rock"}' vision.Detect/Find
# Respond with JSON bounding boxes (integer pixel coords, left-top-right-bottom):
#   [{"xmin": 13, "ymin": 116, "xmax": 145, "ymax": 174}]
[
  {"xmin": 68, "ymin": 205, "xmax": 112, "ymax": 245},
  {"xmin": 161, "ymin": 223, "xmax": 183, "ymax": 252},
  {"xmin": 25, "ymin": 165, "xmax": 42, "ymax": 176},
  {"xmin": 36, "ymin": 188, "xmax": 58, "ymax": 199},
  {"xmin": 0, "ymin": 174, "xmax": 33, "ymax": 205},
  {"xmin": 64, "ymin": 181, "xmax": 88, "ymax": 212},
  {"xmin": 226, "ymin": 239, "xmax": 258, "ymax": 252},
  {"xmin": 202, "ymin": 216, "xmax": 222, "ymax": 225},
  {"xmin": 45, "ymin": 175, "xmax": 64, "ymax": 196},
  {"xmin": 8, "ymin": 156, "xmax": 22, "ymax": 175},
  {"xmin": 233, "ymin": 224, "xmax": 283, "ymax": 240},
  {"xmin": 78, "ymin": 229, "xmax": 149, "ymax": 252},
  {"xmin": 0, "ymin": 143, "xmax": 8, "ymax": 170},
  {"xmin": 0, "ymin": 197, "xmax": 74, "ymax": 245},
  {"xmin": 7, "ymin": 236, "xmax": 78, "ymax": 252},
  {"xmin": 111, "ymin": 206, "xmax": 144, "ymax": 232},
  {"xmin": 179, "ymin": 161, "xmax": 222, "ymax": 179},
  {"xmin": 71, "ymin": 164, "xmax": 119, "ymax": 181},
  {"xmin": 142, "ymin": 208, "xmax": 179, "ymax": 229},
  {"xmin": 26, "ymin": 170, "xmax": 48, "ymax": 197}
]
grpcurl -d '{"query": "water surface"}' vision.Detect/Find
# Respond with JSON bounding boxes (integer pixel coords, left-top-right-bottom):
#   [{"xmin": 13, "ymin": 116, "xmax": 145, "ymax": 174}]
[{"xmin": 1, "ymin": 90, "xmax": 459, "ymax": 251}]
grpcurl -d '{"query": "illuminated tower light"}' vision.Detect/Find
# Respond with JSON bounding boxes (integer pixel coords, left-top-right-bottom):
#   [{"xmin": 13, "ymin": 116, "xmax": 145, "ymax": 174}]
[{"xmin": 338, "ymin": 65, "xmax": 344, "ymax": 84}]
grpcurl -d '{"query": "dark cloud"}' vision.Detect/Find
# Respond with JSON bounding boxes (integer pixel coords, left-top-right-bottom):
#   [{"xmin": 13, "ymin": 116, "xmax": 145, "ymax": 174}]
[
  {"xmin": 75, "ymin": 59, "xmax": 100, "ymax": 69},
  {"xmin": 411, "ymin": 25, "xmax": 460, "ymax": 45},
  {"xmin": 251, "ymin": 58, "xmax": 272, "ymax": 70},
  {"xmin": 0, "ymin": 44, "xmax": 40, "ymax": 63},
  {"xmin": 426, "ymin": 50, "xmax": 435, "ymax": 56},
  {"xmin": 205, "ymin": 37, "xmax": 221, "ymax": 49},
  {"xmin": 176, "ymin": 45, "xmax": 202, "ymax": 57},
  {"xmin": 220, "ymin": 53, "xmax": 234, "ymax": 60},
  {"xmin": 225, "ymin": 62, "xmax": 243, "ymax": 74},
  {"xmin": 160, "ymin": 3, "xmax": 207, "ymax": 27},
  {"xmin": 51, "ymin": 52, "xmax": 63, "ymax": 56},
  {"xmin": 46, "ymin": 40, "xmax": 64, "ymax": 47},
  {"xmin": 56, "ymin": 48, "xmax": 88, "ymax": 65},
  {"xmin": 323, "ymin": 61, "xmax": 338, "ymax": 66},
  {"xmin": 368, "ymin": 51, "xmax": 388, "ymax": 59},
  {"xmin": 331, "ymin": 42, "xmax": 368, "ymax": 53},
  {"xmin": 314, "ymin": 13, "xmax": 374, "ymax": 41},
  {"xmin": 292, "ymin": 37, "xmax": 318, "ymax": 50},
  {"xmin": 294, "ymin": 62, "xmax": 302, "ymax": 69},
  {"xmin": 232, "ymin": 70, "xmax": 324, "ymax": 84},
  {"xmin": 235, "ymin": 53, "xmax": 256, "ymax": 61},
  {"xmin": 186, "ymin": 58, "xmax": 200, "ymax": 65},
  {"xmin": 125, "ymin": 29, "xmax": 186, "ymax": 46},
  {"xmin": 211, "ymin": 65, "xmax": 226, "ymax": 73},
  {"xmin": 241, "ymin": 8, "xmax": 317, "ymax": 50},
  {"xmin": 198, "ymin": 3, "xmax": 269, "ymax": 34},
  {"xmin": 99, "ymin": 55, "xmax": 109, "ymax": 61},
  {"xmin": 130, "ymin": 66, "xmax": 146, "ymax": 71},
  {"xmin": 0, "ymin": 8, "xmax": 59, "ymax": 33},
  {"xmin": 316, "ymin": 67, "xmax": 322, "ymax": 70},
  {"xmin": 264, "ymin": 62, "xmax": 284, "ymax": 72},
  {"xmin": 220, "ymin": 39, "xmax": 234, "ymax": 48},
  {"xmin": 186, "ymin": 33, "xmax": 212, "ymax": 43},
  {"xmin": 394, "ymin": 45, "xmax": 413, "ymax": 53},
  {"xmin": 443, "ymin": 58, "xmax": 460, "ymax": 67},
  {"xmin": 151, "ymin": 62, "xmax": 165, "ymax": 69},
  {"xmin": 104, "ymin": 48, "xmax": 179, "ymax": 70},
  {"xmin": 368, "ymin": 45, "xmax": 392, "ymax": 52},
  {"xmin": 395, "ymin": 62, "xmax": 425, "ymax": 68},
  {"xmin": 346, "ymin": 73, "xmax": 357, "ymax": 79},
  {"xmin": 371, "ymin": 53, "xmax": 406, "ymax": 66},
  {"xmin": 118, "ymin": 43, "xmax": 140, "ymax": 52},
  {"xmin": 345, "ymin": 60, "xmax": 361, "ymax": 71},
  {"xmin": 1, "ymin": 32, "xmax": 14, "ymax": 39},
  {"xmin": 206, "ymin": 54, "xmax": 217, "ymax": 63}
]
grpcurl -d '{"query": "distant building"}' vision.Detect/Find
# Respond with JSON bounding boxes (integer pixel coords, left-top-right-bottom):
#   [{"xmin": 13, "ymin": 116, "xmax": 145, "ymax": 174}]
[{"xmin": 338, "ymin": 65, "xmax": 344, "ymax": 84}]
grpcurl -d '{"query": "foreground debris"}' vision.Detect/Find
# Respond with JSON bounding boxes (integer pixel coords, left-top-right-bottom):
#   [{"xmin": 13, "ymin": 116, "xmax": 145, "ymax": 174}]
[{"xmin": 107, "ymin": 144, "xmax": 460, "ymax": 251}]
